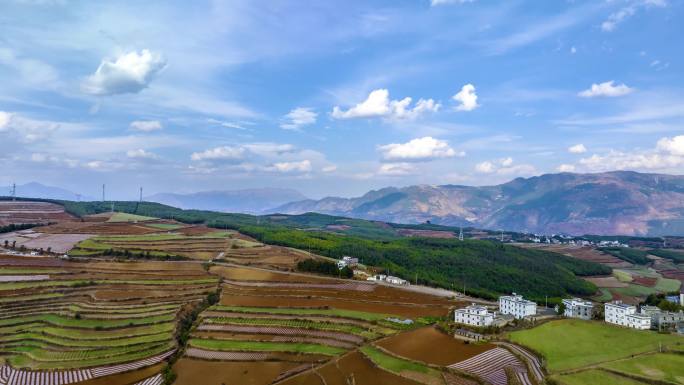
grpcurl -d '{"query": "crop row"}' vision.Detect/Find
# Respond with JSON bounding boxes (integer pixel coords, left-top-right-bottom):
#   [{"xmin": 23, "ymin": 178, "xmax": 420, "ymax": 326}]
[
  {"xmin": 188, "ymin": 338, "xmax": 344, "ymax": 356},
  {"xmin": 203, "ymin": 317, "xmax": 387, "ymax": 340}
]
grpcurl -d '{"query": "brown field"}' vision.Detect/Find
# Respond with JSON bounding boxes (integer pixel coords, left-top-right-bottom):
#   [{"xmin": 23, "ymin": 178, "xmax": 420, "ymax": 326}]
[
  {"xmin": 0, "ymin": 201, "xmax": 75, "ymax": 226},
  {"xmin": 211, "ymin": 265, "xmax": 334, "ymax": 283},
  {"xmin": 0, "ymin": 230, "xmax": 93, "ymax": 253},
  {"xmin": 660, "ymin": 269, "xmax": 684, "ymax": 280},
  {"xmin": 279, "ymin": 351, "xmax": 425, "ymax": 385},
  {"xmin": 632, "ymin": 276, "xmax": 658, "ymax": 287},
  {"xmin": 517, "ymin": 244, "xmax": 630, "ymax": 267},
  {"xmin": 397, "ymin": 229, "xmax": 456, "ymax": 239},
  {"xmin": 221, "ymin": 245, "xmax": 314, "ymax": 270},
  {"xmin": 585, "ymin": 276, "xmax": 628, "ymax": 288},
  {"xmin": 173, "ymin": 358, "xmax": 301, "ymax": 385},
  {"xmin": 377, "ymin": 326, "xmax": 495, "ymax": 366},
  {"xmin": 39, "ymin": 221, "xmax": 160, "ymax": 235}
]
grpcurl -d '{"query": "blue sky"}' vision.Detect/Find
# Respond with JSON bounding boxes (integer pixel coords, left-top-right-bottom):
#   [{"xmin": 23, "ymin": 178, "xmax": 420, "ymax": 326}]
[{"xmin": 0, "ymin": 0, "xmax": 682, "ymax": 199}]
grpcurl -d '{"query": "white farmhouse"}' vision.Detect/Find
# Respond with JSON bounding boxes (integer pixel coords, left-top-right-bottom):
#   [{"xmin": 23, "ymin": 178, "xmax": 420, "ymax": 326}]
[
  {"xmin": 562, "ymin": 298, "xmax": 594, "ymax": 320},
  {"xmin": 366, "ymin": 274, "xmax": 409, "ymax": 286},
  {"xmin": 605, "ymin": 301, "xmax": 651, "ymax": 329},
  {"xmin": 337, "ymin": 256, "xmax": 359, "ymax": 269},
  {"xmin": 626, "ymin": 313, "xmax": 652, "ymax": 330},
  {"xmin": 454, "ymin": 304, "xmax": 494, "ymax": 327},
  {"xmin": 499, "ymin": 293, "xmax": 537, "ymax": 319}
]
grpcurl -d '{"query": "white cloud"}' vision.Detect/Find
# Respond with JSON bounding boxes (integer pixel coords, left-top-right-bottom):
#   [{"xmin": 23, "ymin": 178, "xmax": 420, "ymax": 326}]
[
  {"xmin": 322, "ymin": 165, "xmax": 337, "ymax": 173},
  {"xmin": 191, "ymin": 146, "xmax": 246, "ymax": 161},
  {"xmin": 378, "ymin": 163, "xmax": 417, "ymax": 176},
  {"xmin": 568, "ymin": 144, "xmax": 587, "ymax": 154},
  {"xmin": 82, "ymin": 49, "xmax": 166, "ymax": 95},
  {"xmin": 452, "ymin": 84, "xmax": 479, "ymax": 111},
  {"xmin": 378, "ymin": 136, "xmax": 460, "ymax": 162},
  {"xmin": 656, "ymin": 135, "xmax": 684, "ymax": 156},
  {"xmin": 430, "ymin": 0, "xmax": 475, "ymax": 6},
  {"xmin": 268, "ymin": 160, "xmax": 311, "ymax": 173},
  {"xmin": 475, "ymin": 161, "xmax": 495, "ymax": 173},
  {"xmin": 602, "ymin": 0, "xmax": 667, "ymax": 32},
  {"xmin": 570, "ymin": 46, "xmax": 577, "ymax": 54},
  {"xmin": 475, "ymin": 157, "xmax": 536, "ymax": 176},
  {"xmin": 0, "ymin": 111, "xmax": 12, "ymax": 131},
  {"xmin": 281, "ymin": 107, "xmax": 317, "ymax": 130},
  {"xmin": 126, "ymin": 149, "xmax": 159, "ymax": 159},
  {"xmin": 557, "ymin": 164, "xmax": 576, "ymax": 172},
  {"xmin": 331, "ymin": 89, "xmax": 439, "ymax": 120},
  {"xmin": 0, "ymin": 111, "xmax": 58, "ymax": 142},
  {"xmin": 578, "ymin": 81, "xmax": 633, "ymax": 98},
  {"xmin": 130, "ymin": 120, "xmax": 163, "ymax": 132}
]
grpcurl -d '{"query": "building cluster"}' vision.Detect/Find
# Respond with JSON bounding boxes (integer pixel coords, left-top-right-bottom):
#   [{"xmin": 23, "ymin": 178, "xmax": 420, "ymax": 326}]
[
  {"xmin": 453, "ymin": 293, "xmax": 538, "ymax": 328},
  {"xmin": 366, "ymin": 274, "xmax": 409, "ymax": 286},
  {"xmin": 453, "ymin": 294, "xmax": 684, "ymax": 334}
]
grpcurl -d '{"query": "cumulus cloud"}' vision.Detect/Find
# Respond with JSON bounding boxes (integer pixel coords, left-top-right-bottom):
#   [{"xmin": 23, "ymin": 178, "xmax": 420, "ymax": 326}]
[
  {"xmin": 331, "ymin": 89, "xmax": 439, "ymax": 120},
  {"xmin": 191, "ymin": 146, "xmax": 246, "ymax": 161},
  {"xmin": 281, "ymin": 107, "xmax": 317, "ymax": 130},
  {"xmin": 578, "ymin": 81, "xmax": 633, "ymax": 98},
  {"xmin": 430, "ymin": 0, "xmax": 475, "ymax": 5},
  {"xmin": 564, "ymin": 135, "xmax": 684, "ymax": 173},
  {"xmin": 557, "ymin": 164, "xmax": 576, "ymax": 172},
  {"xmin": 452, "ymin": 84, "xmax": 479, "ymax": 111},
  {"xmin": 130, "ymin": 120, "xmax": 163, "ymax": 132},
  {"xmin": 0, "ymin": 111, "xmax": 58, "ymax": 142},
  {"xmin": 126, "ymin": 149, "xmax": 159, "ymax": 159},
  {"xmin": 475, "ymin": 157, "xmax": 536, "ymax": 176},
  {"xmin": 377, "ymin": 163, "xmax": 417, "ymax": 176},
  {"xmin": 378, "ymin": 137, "xmax": 461, "ymax": 162},
  {"xmin": 602, "ymin": 0, "xmax": 667, "ymax": 32},
  {"xmin": 82, "ymin": 49, "xmax": 166, "ymax": 95},
  {"xmin": 267, "ymin": 160, "xmax": 312, "ymax": 173},
  {"xmin": 568, "ymin": 144, "xmax": 587, "ymax": 153}
]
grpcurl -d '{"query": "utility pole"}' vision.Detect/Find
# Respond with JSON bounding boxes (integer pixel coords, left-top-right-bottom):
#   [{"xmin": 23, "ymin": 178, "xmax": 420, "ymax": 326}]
[
  {"xmin": 500, "ymin": 230, "xmax": 504, "ymax": 242},
  {"xmin": 102, "ymin": 184, "xmax": 106, "ymax": 202},
  {"xmin": 139, "ymin": 187, "xmax": 143, "ymax": 202},
  {"xmin": 10, "ymin": 183, "xmax": 16, "ymax": 201},
  {"xmin": 459, "ymin": 227, "xmax": 464, "ymax": 241}
]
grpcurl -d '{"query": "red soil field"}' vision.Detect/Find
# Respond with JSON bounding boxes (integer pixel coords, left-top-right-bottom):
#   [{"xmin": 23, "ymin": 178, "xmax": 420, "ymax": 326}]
[
  {"xmin": 376, "ymin": 326, "xmax": 495, "ymax": 366},
  {"xmin": 173, "ymin": 359, "xmax": 301, "ymax": 385},
  {"xmin": 211, "ymin": 265, "xmax": 335, "ymax": 283},
  {"xmin": 75, "ymin": 363, "xmax": 164, "ymax": 385},
  {"xmin": 632, "ymin": 276, "xmax": 658, "ymax": 287},
  {"xmin": 0, "ymin": 201, "xmax": 75, "ymax": 226},
  {"xmin": 279, "ymin": 351, "xmax": 426, "ymax": 385},
  {"xmin": 660, "ymin": 269, "xmax": 684, "ymax": 280}
]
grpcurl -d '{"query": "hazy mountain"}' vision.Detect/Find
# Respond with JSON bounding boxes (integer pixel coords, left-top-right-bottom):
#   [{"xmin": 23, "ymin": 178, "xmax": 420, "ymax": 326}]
[
  {"xmin": 272, "ymin": 171, "xmax": 684, "ymax": 236},
  {"xmin": 10, "ymin": 182, "xmax": 94, "ymax": 201},
  {"xmin": 146, "ymin": 188, "xmax": 307, "ymax": 214}
]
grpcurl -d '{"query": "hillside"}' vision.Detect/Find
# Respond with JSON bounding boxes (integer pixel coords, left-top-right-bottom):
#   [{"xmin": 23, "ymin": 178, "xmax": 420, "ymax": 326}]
[
  {"xmin": 32, "ymin": 199, "xmax": 610, "ymax": 301},
  {"xmin": 273, "ymin": 171, "xmax": 684, "ymax": 236}
]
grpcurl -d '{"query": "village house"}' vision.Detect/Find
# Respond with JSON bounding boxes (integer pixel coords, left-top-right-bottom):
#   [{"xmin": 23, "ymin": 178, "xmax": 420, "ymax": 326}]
[
  {"xmin": 605, "ymin": 301, "xmax": 652, "ymax": 330},
  {"xmin": 366, "ymin": 274, "xmax": 409, "ymax": 286},
  {"xmin": 499, "ymin": 293, "xmax": 537, "ymax": 319},
  {"xmin": 562, "ymin": 298, "xmax": 594, "ymax": 320},
  {"xmin": 337, "ymin": 256, "xmax": 358, "ymax": 269},
  {"xmin": 454, "ymin": 304, "xmax": 495, "ymax": 327}
]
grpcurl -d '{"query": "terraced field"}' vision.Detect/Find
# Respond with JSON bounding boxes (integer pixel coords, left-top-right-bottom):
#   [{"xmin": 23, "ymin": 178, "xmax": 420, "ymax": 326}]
[{"xmin": 0, "ymin": 254, "xmax": 220, "ymax": 385}]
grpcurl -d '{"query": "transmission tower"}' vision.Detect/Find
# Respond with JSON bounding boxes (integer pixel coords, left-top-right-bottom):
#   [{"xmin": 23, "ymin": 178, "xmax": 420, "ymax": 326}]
[
  {"xmin": 102, "ymin": 184, "xmax": 106, "ymax": 202},
  {"xmin": 139, "ymin": 187, "xmax": 143, "ymax": 203},
  {"xmin": 10, "ymin": 183, "xmax": 16, "ymax": 201}
]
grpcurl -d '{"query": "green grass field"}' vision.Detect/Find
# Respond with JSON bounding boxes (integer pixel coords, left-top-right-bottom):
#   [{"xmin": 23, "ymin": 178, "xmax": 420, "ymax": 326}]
[
  {"xmin": 188, "ymin": 338, "xmax": 344, "ymax": 356},
  {"xmin": 145, "ymin": 223, "xmax": 185, "ymax": 230},
  {"xmin": 551, "ymin": 369, "xmax": 648, "ymax": 385},
  {"xmin": 107, "ymin": 212, "xmax": 157, "ymax": 222},
  {"xmin": 602, "ymin": 353, "xmax": 684, "ymax": 384},
  {"xmin": 204, "ymin": 317, "xmax": 388, "ymax": 339},
  {"xmin": 509, "ymin": 319, "xmax": 684, "ymax": 372}
]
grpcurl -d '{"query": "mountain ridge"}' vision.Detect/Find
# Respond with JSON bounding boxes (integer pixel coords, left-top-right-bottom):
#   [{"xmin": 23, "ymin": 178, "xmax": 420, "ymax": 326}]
[
  {"xmin": 146, "ymin": 188, "xmax": 307, "ymax": 214},
  {"xmin": 272, "ymin": 171, "xmax": 684, "ymax": 236}
]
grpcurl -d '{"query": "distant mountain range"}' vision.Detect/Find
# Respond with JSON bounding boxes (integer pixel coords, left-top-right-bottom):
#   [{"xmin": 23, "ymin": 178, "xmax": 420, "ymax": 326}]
[
  {"xmin": 272, "ymin": 171, "xmax": 684, "ymax": 236},
  {"xmin": 146, "ymin": 188, "xmax": 307, "ymax": 214},
  {"xmin": 10, "ymin": 182, "xmax": 95, "ymax": 201}
]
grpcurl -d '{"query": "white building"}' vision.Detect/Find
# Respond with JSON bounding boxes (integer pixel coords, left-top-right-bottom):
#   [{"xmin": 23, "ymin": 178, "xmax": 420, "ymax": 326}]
[
  {"xmin": 562, "ymin": 298, "xmax": 594, "ymax": 320},
  {"xmin": 366, "ymin": 274, "xmax": 409, "ymax": 286},
  {"xmin": 626, "ymin": 313, "xmax": 652, "ymax": 330},
  {"xmin": 499, "ymin": 293, "xmax": 537, "ymax": 319},
  {"xmin": 454, "ymin": 304, "xmax": 495, "ymax": 327},
  {"xmin": 605, "ymin": 301, "xmax": 635, "ymax": 326},
  {"xmin": 337, "ymin": 256, "xmax": 359, "ymax": 269}
]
